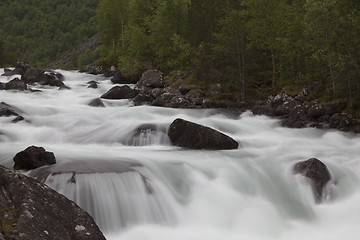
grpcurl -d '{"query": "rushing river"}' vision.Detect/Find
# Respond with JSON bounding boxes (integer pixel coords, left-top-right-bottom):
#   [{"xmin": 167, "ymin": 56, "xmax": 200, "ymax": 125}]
[{"xmin": 1, "ymin": 69, "xmax": 360, "ymax": 240}]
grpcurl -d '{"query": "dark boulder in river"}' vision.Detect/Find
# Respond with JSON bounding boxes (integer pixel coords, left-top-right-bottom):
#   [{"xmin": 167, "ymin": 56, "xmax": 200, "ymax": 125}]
[
  {"xmin": 293, "ymin": 158, "xmax": 331, "ymax": 203},
  {"xmin": 0, "ymin": 102, "xmax": 22, "ymax": 117},
  {"xmin": 0, "ymin": 165, "xmax": 106, "ymax": 240},
  {"xmin": 168, "ymin": 118, "xmax": 239, "ymax": 150},
  {"xmin": 13, "ymin": 146, "xmax": 56, "ymax": 170},
  {"xmin": 101, "ymin": 85, "xmax": 136, "ymax": 99},
  {"xmin": 22, "ymin": 68, "xmax": 48, "ymax": 84}
]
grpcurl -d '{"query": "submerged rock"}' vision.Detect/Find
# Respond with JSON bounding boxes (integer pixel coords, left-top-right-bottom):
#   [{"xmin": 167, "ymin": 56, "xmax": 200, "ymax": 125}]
[
  {"xmin": 11, "ymin": 116, "xmax": 25, "ymax": 123},
  {"xmin": 0, "ymin": 166, "xmax": 106, "ymax": 239},
  {"xmin": 293, "ymin": 158, "xmax": 331, "ymax": 203},
  {"xmin": 89, "ymin": 98, "xmax": 105, "ymax": 107},
  {"xmin": 87, "ymin": 80, "xmax": 98, "ymax": 89},
  {"xmin": 168, "ymin": 118, "xmax": 238, "ymax": 150},
  {"xmin": 13, "ymin": 146, "xmax": 56, "ymax": 170}
]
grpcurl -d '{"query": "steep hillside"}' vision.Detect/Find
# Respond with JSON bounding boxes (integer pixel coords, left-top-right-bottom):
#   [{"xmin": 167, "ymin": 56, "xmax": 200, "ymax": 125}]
[{"xmin": 0, "ymin": 0, "xmax": 99, "ymax": 67}]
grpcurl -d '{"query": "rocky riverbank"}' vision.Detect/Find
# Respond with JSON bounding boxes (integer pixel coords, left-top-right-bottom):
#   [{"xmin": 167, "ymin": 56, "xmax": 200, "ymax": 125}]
[
  {"xmin": 252, "ymin": 92, "xmax": 360, "ymax": 133},
  {"xmin": 2, "ymin": 63, "xmax": 359, "ymax": 133}
]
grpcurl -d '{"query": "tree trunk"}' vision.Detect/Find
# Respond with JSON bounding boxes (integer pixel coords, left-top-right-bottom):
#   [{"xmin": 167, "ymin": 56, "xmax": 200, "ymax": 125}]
[
  {"xmin": 270, "ymin": 48, "xmax": 276, "ymax": 89},
  {"xmin": 348, "ymin": 78, "xmax": 353, "ymax": 108}
]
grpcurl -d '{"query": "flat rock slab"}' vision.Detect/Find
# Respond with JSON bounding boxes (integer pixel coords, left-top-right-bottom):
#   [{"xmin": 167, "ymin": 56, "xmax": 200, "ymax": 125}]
[{"xmin": 0, "ymin": 166, "xmax": 106, "ymax": 240}]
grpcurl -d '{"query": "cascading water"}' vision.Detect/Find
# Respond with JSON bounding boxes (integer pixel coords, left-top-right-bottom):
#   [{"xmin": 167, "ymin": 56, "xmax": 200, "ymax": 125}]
[{"xmin": 1, "ymin": 69, "xmax": 360, "ymax": 240}]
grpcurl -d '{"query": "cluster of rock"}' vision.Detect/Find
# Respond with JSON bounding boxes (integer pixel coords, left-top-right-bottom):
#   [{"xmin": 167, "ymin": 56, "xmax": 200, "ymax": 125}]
[
  {"xmin": 252, "ymin": 92, "xmax": 360, "ymax": 133},
  {"xmin": 1, "ymin": 62, "xmax": 68, "ymax": 91},
  {"xmin": 94, "ymin": 69, "xmax": 225, "ymax": 109}
]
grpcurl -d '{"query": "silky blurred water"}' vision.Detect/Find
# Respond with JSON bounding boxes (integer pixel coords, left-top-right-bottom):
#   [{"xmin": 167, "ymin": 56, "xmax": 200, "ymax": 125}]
[{"xmin": 1, "ymin": 70, "xmax": 360, "ymax": 240}]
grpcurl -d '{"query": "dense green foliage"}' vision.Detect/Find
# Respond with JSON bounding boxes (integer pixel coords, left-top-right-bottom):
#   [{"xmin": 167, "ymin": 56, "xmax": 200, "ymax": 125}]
[
  {"xmin": 98, "ymin": 0, "xmax": 360, "ymax": 110},
  {"xmin": 0, "ymin": 0, "xmax": 99, "ymax": 67}
]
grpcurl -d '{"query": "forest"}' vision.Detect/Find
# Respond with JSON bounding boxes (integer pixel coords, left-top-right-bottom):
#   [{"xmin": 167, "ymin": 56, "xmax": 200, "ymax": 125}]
[
  {"xmin": 0, "ymin": 0, "xmax": 359, "ymax": 112},
  {"xmin": 97, "ymin": 0, "xmax": 360, "ymax": 111},
  {"xmin": 0, "ymin": 0, "xmax": 98, "ymax": 67}
]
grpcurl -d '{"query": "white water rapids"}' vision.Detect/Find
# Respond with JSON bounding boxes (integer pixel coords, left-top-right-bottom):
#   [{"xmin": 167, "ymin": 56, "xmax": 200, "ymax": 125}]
[{"xmin": 1, "ymin": 69, "xmax": 360, "ymax": 240}]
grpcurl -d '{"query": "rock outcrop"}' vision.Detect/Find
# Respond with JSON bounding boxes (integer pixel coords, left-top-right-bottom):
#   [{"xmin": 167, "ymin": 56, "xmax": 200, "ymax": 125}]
[
  {"xmin": 252, "ymin": 92, "xmax": 360, "ymax": 133},
  {"xmin": 13, "ymin": 146, "xmax": 56, "ymax": 170},
  {"xmin": 293, "ymin": 158, "xmax": 331, "ymax": 203},
  {"xmin": 0, "ymin": 166, "xmax": 106, "ymax": 239},
  {"xmin": 168, "ymin": 118, "xmax": 239, "ymax": 150}
]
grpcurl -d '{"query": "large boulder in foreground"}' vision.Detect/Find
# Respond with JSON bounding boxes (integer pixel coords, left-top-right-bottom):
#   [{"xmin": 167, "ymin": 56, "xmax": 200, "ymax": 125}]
[
  {"xmin": 168, "ymin": 118, "xmax": 238, "ymax": 150},
  {"xmin": 100, "ymin": 85, "xmax": 136, "ymax": 99},
  {"xmin": 0, "ymin": 166, "xmax": 106, "ymax": 240},
  {"xmin": 293, "ymin": 158, "xmax": 331, "ymax": 203},
  {"xmin": 13, "ymin": 146, "xmax": 56, "ymax": 170}
]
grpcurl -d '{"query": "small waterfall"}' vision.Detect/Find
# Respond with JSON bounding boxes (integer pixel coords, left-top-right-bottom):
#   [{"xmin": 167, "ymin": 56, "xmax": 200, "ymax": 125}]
[
  {"xmin": 42, "ymin": 169, "xmax": 179, "ymax": 232},
  {"xmin": 125, "ymin": 123, "xmax": 171, "ymax": 146}
]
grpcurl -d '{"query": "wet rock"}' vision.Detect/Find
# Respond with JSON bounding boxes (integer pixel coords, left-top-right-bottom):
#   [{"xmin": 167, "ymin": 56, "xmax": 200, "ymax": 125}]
[
  {"xmin": 0, "ymin": 166, "xmax": 105, "ymax": 239},
  {"xmin": 0, "ymin": 102, "xmax": 22, "ymax": 117},
  {"xmin": 168, "ymin": 118, "xmax": 239, "ymax": 150},
  {"xmin": 22, "ymin": 68, "xmax": 48, "ymax": 84},
  {"xmin": 13, "ymin": 146, "xmax": 56, "ymax": 170},
  {"xmin": 0, "ymin": 82, "xmax": 5, "ymax": 90},
  {"xmin": 11, "ymin": 116, "xmax": 25, "ymax": 123},
  {"xmin": 100, "ymin": 85, "xmax": 136, "ymax": 99},
  {"xmin": 88, "ymin": 98, "xmax": 105, "ymax": 107},
  {"xmin": 293, "ymin": 158, "xmax": 331, "ymax": 203},
  {"xmin": 5, "ymin": 78, "xmax": 27, "ymax": 91},
  {"xmin": 128, "ymin": 124, "xmax": 160, "ymax": 146},
  {"xmin": 87, "ymin": 81, "xmax": 98, "ymax": 89}
]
